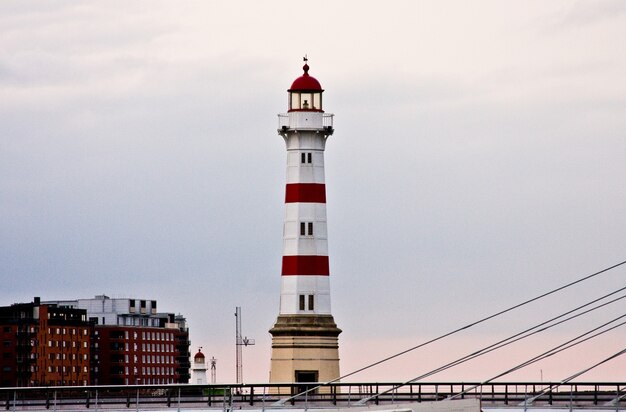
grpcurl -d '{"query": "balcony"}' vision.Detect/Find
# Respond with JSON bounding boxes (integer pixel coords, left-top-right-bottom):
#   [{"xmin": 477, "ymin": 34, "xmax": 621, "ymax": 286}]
[
  {"xmin": 109, "ymin": 343, "xmax": 125, "ymax": 352},
  {"xmin": 278, "ymin": 113, "xmax": 334, "ymax": 133},
  {"xmin": 109, "ymin": 332, "xmax": 125, "ymax": 340}
]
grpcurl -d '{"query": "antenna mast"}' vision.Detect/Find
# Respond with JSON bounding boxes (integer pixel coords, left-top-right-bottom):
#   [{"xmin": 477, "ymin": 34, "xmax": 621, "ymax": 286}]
[
  {"xmin": 210, "ymin": 356, "xmax": 217, "ymax": 384},
  {"xmin": 235, "ymin": 306, "xmax": 255, "ymax": 384}
]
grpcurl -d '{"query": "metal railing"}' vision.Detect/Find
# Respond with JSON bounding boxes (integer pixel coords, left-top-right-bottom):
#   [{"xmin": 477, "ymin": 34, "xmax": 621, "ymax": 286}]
[
  {"xmin": 1, "ymin": 382, "xmax": 624, "ymax": 410},
  {"xmin": 277, "ymin": 113, "xmax": 334, "ymax": 130}
]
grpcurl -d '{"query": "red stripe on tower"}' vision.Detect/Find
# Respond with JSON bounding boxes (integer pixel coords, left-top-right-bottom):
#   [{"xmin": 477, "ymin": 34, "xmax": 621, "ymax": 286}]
[
  {"xmin": 281, "ymin": 255, "xmax": 330, "ymax": 276},
  {"xmin": 285, "ymin": 183, "xmax": 326, "ymax": 203}
]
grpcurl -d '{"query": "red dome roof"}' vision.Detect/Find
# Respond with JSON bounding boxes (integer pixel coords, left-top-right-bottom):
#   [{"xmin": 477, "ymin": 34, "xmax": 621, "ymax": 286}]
[
  {"xmin": 194, "ymin": 350, "xmax": 205, "ymax": 361},
  {"xmin": 289, "ymin": 64, "xmax": 323, "ymax": 92}
]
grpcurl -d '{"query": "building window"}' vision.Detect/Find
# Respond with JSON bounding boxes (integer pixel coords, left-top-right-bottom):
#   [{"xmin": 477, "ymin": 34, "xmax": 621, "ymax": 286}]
[
  {"xmin": 308, "ymin": 295, "xmax": 314, "ymax": 311},
  {"xmin": 299, "ymin": 295, "xmax": 305, "ymax": 311}
]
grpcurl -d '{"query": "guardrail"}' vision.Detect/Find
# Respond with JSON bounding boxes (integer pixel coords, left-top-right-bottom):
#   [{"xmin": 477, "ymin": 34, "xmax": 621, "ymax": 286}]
[
  {"xmin": 0, "ymin": 382, "xmax": 624, "ymax": 410},
  {"xmin": 277, "ymin": 113, "xmax": 334, "ymax": 130}
]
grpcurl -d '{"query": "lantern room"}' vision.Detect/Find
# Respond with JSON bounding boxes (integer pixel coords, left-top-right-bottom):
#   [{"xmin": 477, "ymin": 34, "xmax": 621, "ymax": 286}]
[{"xmin": 288, "ymin": 63, "xmax": 324, "ymax": 112}]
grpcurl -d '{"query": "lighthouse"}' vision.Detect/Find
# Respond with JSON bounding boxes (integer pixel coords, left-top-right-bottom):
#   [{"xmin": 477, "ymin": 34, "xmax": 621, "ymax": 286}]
[
  {"xmin": 269, "ymin": 60, "xmax": 341, "ymax": 388},
  {"xmin": 190, "ymin": 348, "xmax": 208, "ymax": 385}
]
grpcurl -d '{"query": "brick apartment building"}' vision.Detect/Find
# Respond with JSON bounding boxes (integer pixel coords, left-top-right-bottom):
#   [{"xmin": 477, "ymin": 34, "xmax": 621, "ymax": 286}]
[
  {"xmin": 0, "ymin": 298, "xmax": 91, "ymax": 387},
  {"xmin": 0, "ymin": 296, "xmax": 190, "ymax": 387}
]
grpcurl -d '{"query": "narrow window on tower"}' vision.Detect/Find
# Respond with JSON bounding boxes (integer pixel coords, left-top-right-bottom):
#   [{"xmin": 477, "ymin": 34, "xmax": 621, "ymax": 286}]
[
  {"xmin": 299, "ymin": 295, "xmax": 305, "ymax": 311},
  {"xmin": 307, "ymin": 153, "xmax": 312, "ymax": 163},
  {"xmin": 308, "ymin": 295, "xmax": 314, "ymax": 311},
  {"xmin": 301, "ymin": 153, "xmax": 306, "ymax": 164},
  {"xmin": 300, "ymin": 222, "xmax": 314, "ymax": 236}
]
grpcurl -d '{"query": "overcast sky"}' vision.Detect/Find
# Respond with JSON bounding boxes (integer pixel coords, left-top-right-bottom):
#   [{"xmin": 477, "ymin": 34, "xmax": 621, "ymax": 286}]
[{"xmin": 1, "ymin": 0, "xmax": 625, "ymax": 384}]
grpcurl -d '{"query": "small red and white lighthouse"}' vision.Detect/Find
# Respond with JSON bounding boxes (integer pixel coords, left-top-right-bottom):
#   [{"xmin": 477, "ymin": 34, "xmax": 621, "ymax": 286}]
[{"xmin": 269, "ymin": 60, "xmax": 341, "ymax": 387}]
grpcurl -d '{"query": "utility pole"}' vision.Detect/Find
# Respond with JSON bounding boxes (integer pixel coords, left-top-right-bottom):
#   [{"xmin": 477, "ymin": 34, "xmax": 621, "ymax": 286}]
[{"xmin": 235, "ymin": 307, "xmax": 255, "ymax": 384}]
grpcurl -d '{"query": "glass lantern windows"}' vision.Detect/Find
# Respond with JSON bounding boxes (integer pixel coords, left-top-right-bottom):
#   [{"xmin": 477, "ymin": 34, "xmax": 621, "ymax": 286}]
[{"xmin": 289, "ymin": 91, "xmax": 322, "ymax": 111}]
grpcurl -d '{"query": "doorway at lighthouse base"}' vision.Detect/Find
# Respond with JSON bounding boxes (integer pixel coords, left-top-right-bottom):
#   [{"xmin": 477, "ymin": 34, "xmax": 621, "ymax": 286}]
[{"xmin": 269, "ymin": 314, "xmax": 341, "ymax": 394}]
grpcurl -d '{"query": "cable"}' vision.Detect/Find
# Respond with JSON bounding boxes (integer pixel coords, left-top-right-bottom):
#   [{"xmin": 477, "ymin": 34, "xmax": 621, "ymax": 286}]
[
  {"xmin": 397, "ymin": 293, "xmax": 625, "ymax": 386},
  {"xmin": 357, "ymin": 288, "xmax": 626, "ymax": 404},
  {"xmin": 273, "ymin": 258, "xmax": 626, "ymax": 406},
  {"xmin": 522, "ymin": 347, "xmax": 626, "ymax": 405},
  {"xmin": 448, "ymin": 313, "xmax": 626, "ymax": 400}
]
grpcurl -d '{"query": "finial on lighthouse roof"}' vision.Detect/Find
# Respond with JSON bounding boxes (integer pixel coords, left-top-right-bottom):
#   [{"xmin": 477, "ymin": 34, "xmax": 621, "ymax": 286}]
[
  {"xmin": 289, "ymin": 55, "xmax": 322, "ymax": 92},
  {"xmin": 303, "ymin": 55, "xmax": 309, "ymax": 74}
]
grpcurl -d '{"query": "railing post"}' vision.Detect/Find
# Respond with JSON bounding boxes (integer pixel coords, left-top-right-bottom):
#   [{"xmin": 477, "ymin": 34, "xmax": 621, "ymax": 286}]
[
  {"xmin": 304, "ymin": 385, "xmax": 308, "ymax": 411},
  {"xmin": 249, "ymin": 386, "xmax": 254, "ymax": 406},
  {"xmin": 262, "ymin": 385, "xmax": 266, "ymax": 411},
  {"xmin": 222, "ymin": 387, "xmax": 226, "ymax": 412},
  {"xmin": 505, "ymin": 385, "xmax": 508, "ymax": 405},
  {"xmin": 345, "ymin": 384, "xmax": 349, "ymax": 406},
  {"xmin": 375, "ymin": 384, "xmax": 379, "ymax": 405}
]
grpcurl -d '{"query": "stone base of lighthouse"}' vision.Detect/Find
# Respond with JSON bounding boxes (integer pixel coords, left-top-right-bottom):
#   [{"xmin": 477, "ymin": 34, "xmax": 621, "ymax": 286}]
[{"xmin": 269, "ymin": 314, "xmax": 341, "ymax": 394}]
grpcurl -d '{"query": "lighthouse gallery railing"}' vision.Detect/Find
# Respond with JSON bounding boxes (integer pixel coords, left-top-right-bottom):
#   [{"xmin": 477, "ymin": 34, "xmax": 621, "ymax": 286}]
[{"xmin": 278, "ymin": 113, "xmax": 334, "ymax": 130}]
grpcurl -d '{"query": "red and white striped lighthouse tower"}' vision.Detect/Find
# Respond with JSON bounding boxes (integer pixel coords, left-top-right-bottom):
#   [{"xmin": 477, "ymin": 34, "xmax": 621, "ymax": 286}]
[{"xmin": 269, "ymin": 60, "xmax": 341, "ymax": 386}]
